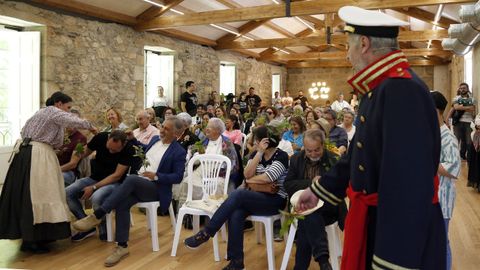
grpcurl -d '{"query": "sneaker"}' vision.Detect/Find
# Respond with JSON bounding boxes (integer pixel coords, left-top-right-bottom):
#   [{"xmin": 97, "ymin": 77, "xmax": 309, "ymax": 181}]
[
  {"xmin": 104, "ymin": 246, "xmax": 129, "ymax": 267},
  {"xmin": 243, "ymin": 221, "xmax": 254, "ymax": 232},
  {"xmin": 274, "ymin": 232, "xmax": 284, "ymax": 242},
  {"xmin": 222, "ymin": 259, "xmax": 245, "ymax": 270},
  {"xmin": 73, "ymin": 214, "xmax": 102, "ymax": 232},
  {"xmin": 184, "ymin": 230, "xmax": 210, "ymax": 249},
  {"xmin": 71, "ymin": 228, "xmax": 96, "ymax": 242}
]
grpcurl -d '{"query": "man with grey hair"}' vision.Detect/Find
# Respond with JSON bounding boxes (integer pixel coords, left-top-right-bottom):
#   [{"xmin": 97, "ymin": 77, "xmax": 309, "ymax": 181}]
[
  {"xmin": 133, "ymin": 110, "xmax": 159, "ymax": 145},
  {"xmin": 176, "ymin": 112, "xmax": 199, "ymax": 150},
  {"xmin": 72, "ymin": 116, "xmax": 186, "ymax": 267},
  {"xmin": 296, "ymin": 6, "xmax": 444, "ymax": 270}
]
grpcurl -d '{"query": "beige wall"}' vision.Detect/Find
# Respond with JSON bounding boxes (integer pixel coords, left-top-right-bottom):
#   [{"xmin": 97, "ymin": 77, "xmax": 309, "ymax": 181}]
[
  {"xmin": 473, "ymin": 44, "xmax": 480, "ymax": 110},
  {"xmin": 0, "ymin": 1, "xmax": 286, "ymax": 127},
  {"xmin": 287, "ymin": 66, "xmax": 434, "ymax": 107}
]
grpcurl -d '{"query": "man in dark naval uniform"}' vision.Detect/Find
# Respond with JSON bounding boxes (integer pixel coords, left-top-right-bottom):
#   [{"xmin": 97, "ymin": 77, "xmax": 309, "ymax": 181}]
[{"xmin": 296, "ymin": 6, "xmax": 445, "ymax": 270}]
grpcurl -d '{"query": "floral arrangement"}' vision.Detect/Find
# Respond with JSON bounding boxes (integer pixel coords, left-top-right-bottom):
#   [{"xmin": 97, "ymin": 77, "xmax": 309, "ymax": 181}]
[
  {"xmin": 133, "ymin": 145, "xmax": 150, "ymax": 171},
  {"xmin": 279, "ymin": 209, "xmax": 305, "ymax": 235},
  {"xmin": 190, "ymin": 141, "xmax": 206, "ymax": 155},
  {"xmin": 74, "ymin": 143, "xmax": 85, "ymax": 156}
]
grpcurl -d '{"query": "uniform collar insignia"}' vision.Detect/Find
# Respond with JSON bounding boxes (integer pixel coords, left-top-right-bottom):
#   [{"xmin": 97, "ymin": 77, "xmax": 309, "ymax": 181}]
[{"xmin": 347, "ymin": 50, "xmax": 411, "ymax": 96}]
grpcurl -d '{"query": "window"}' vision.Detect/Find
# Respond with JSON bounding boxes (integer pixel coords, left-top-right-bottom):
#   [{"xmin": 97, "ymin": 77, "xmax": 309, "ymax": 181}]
[
  {"xmin": 219, "ymin": 62, "xmax": 236, "ymax": 96},
  {"xmin": 272, "ymin": 74, "xmax": 281, "ymax": 97},
  {"xmin": 0, "ymin": 29, "xmax": 40, "ymax": 147},
  {"xmin": 144, "ymin": 48, "xmax": 174, "ymax": 109},
  {"xmin": 464, "ymin": 50, "xmax": 473, "ymax": 89}
]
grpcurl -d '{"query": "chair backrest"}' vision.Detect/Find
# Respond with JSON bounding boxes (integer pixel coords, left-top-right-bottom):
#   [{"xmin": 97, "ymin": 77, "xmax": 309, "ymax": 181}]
[
  {"xmin": 241, "ymin": 133, "xmax": 247, "ymax": 159},
  {"xmin": 186, "ymin": 154, "xmax": 232, "ymax": 201}
]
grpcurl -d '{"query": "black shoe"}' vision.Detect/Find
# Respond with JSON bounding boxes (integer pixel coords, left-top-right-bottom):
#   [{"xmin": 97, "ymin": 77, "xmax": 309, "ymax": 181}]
[
  {"xmin": 222, "ymin": 259, "xmax": 245, "ymax": 270},
  {"xmin": 71, "ymin": 228, "xmax": 96, "ymax": 242},
  {"xmin": 319, "ymin": 261, "xmax": 333, "ymax": 270},
  {"xmin": 184, "ymin": 230, "xmax": 210, "ymax": 249},
  {"xmin": 20, "ymin": 241, "xmax": 50, "ymax": 254},
  {"xmin": 243, "ymin": 220, "xmax": 254, "ymax": 232}
]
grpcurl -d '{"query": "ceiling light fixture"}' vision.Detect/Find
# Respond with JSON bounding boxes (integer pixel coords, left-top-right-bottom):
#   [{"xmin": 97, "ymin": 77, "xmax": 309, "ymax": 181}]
[
  {"xmin": 272, "ymin": 46, "xmax": 290, "ymax": 54},
  {"xmin": 271, "ymin": 0, "xmax": 280, "ymax": 4},
  {"xmin": 295, "ymin": 16, "xmax": 316, "ymax": 31},
  {"xmin": 428, "ymin": 4, "xmax": 444, "ymax": 49},
  {"xmin": 170, "ymin": 8, "xmax": 184, "ymax": 15},
  {"xmin": 210, "ymin": 24, "xmax": 240, "ymax": 36},
  {"xmin": 242, "ymin": 35, "xmax": 255, "ymax": 41}
]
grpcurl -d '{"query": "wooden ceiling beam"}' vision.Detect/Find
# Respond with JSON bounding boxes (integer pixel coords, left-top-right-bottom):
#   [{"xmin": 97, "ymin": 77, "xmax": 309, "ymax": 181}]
[
  {"xmin": 30, "ymin": 0, "xmax": 137, "ymax": 25},
  {"xmin": 154, "ymin": 29, "xmax": 217, "ymax": 46},
  {"xmin": 136, "ymin": 0, "xmax": 185, "ymax": 21},
  {"xmin": 392, "ymin": 7, "xmax": 459, "ymax": 29},
  {"xmin": 262, "ymin": 48, "xmax": 452, "ymax": 61},
  {"xmin": 287, "ymin": 57, "xmax": 449, "ymax": 68},
  {"xmin": 135, "ymin": 0, "xmax": 472, "ymax": 30},
  {"xmin": 216, "ymin": 29, "xmax": 447, "ymax": 50}
]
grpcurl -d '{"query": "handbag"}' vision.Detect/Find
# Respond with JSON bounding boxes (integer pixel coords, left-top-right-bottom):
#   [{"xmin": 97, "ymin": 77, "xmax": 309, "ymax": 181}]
[{"xmin": 246, "ymin": 181, "xmax": 279, "ymax": 194}]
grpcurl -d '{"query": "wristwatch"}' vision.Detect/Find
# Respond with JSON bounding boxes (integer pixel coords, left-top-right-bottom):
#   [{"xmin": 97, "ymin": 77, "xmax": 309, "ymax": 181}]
[
  {"xmin": 92, "ymin": 185, "xmax": 97, "ymax": 191},
  {"xmin": 154, "ymin": 176, "xmax": 158, "ymax": 181}
]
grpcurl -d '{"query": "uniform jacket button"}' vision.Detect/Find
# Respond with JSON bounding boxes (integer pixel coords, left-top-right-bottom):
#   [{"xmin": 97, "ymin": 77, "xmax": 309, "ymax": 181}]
[
  {"xmin": 357, "ymin": 142, "xmax": 363, "ymax": 148},
  {"xmin": 360, "ymin": 116, "xmax": 366, "ymax": 123},
  {"xmin": 358, "ymin": 164, "xmax": 365, "ymax": 171}
]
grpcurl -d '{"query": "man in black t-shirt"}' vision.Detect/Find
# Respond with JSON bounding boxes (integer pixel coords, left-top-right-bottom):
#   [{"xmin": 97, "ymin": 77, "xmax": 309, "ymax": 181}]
[
  {"xmin": 181, "ymin": 81, "xmax": 198, "ymax": 116},
  {"xmin": 65, "ymin": 130, "xmax": 137, "ymax": 241},
  {"xmin": 246, "ymin": 87, "xmax": 262, "ymax": 111},
  {"xmin": 294, "ymin": 90, "xmax": 309, "ymax": 109}
]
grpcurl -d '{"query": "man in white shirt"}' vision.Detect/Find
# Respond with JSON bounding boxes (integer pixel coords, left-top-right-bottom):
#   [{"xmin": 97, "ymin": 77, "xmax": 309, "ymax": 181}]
[
  {"xmin": 330, "ymin": 93, "xmax": 352, "ymax": 112},
  {"xmin": 133, "ymin": 110, "xmax": 159, "ymax": 145}
]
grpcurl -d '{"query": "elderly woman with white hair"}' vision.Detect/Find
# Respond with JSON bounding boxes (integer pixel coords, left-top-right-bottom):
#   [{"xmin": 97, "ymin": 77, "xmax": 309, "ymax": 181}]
[
  {"xmin": 176, "ymin": 118, "xmax": 240, "ymax": 208},
  {"xmin": 176, "ymin": 112, "xmax": 199, "ymax": 151}
]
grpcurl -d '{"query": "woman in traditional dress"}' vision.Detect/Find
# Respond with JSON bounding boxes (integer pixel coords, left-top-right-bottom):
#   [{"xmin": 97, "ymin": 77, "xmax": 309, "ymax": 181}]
[{"xmin": 0, "ymin": 92, "xmax": 96, "ymax": 253}]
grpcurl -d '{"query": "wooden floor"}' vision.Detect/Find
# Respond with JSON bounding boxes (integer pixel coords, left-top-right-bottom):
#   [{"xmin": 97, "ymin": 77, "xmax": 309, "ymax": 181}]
[{"xmin": 1, "ymin": 163, "xmax": 480, "ymax": 270}]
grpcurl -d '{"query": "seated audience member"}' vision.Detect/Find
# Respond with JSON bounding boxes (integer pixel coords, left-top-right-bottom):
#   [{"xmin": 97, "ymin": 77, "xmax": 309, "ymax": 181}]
[
  {"xmin": 102, "ymin": 108, "xmax": 128, "ymax": 132},
  {"xmin": 284, "ymin": 129, "xmax": 346, "ymax": 270},
  {"xmin": 178, "ymin": 118, "xmax": 240, "ymax": 206},
  {"xmin": 266, "ymin": 106, "xmax": 284, "ymax": 127},
  {"xmin": 65, "ymin": 130, "xmax": 137, "ymax": 241},
  {"xmin": 57, "ymin": 109, "xmax": 87, "ymax": 186},
  {"xmin": 339, "ymin": 110, "xmax": 356, "ymax": 147},
  {"xmin": 152, "ymin": 85, "xmax": 170, "ymax": 118},
  {"xmin": 215, "ymin": 106, "xmax": 227, "ymax": 119},
  {"xmin": 223, "ymin": 115, "xmax": 243, "ymax": 146},
  {"xmin": 193, "ymin": 104, "xmax": 206, "ymax": 126},
  {"xmin": 184, "ymin": 126, "xmax": 288, "ymax": 270},
  {"xmin": 72, "ymin": 116, "xmax": 186, "ymax": 267},
  {"xmin": 330, "ymin": 93, "xmax": 352, "ymax": 112},
  {"xmin": 145, "ymin": 107, "xmax": 160, "ymax": 129},
  {"xmin": 162, "ymin": 107, "xmax": 177, "ymax": 123},
  {"xmin": 194, "ymin": 112, "xmax": 212, "ymax": 141},
  {"xmin": 207, "ymin": 91, "xmax": 221, "ymax": 107},
  {"xmin": 177, "ymin": 112, "xmax": 200, "ymax": 151},
  {"xmin": 323, "ymin": 109, "xmax": 348, "ymax": 155},
  {"xmin": 305, "ymin": 110, "xmax": 319, "ymax": 130},
  {"xmin": 133, "ymin": 110, "xmax": 159, "ymax": 145},
  {"xmin": 282, "ymin": 116, "xmax": 306, "ymax": 154},
  {"xmin": 206, "ymin": 105, "xmax": 215, "ymax": 115}
]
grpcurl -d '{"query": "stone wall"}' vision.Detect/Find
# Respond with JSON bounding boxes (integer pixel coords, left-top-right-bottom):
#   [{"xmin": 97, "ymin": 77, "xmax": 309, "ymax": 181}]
[
  {"xmin": 287, "ymin": 65, "xmax": 434, "ymax": 107},
  {"xmin": 0, "ymin": 1, "xmax": 286, "ymax": 127},
  {"xmin": 473, "ymin": 44, "xmax": 480, "ymax": 109}
]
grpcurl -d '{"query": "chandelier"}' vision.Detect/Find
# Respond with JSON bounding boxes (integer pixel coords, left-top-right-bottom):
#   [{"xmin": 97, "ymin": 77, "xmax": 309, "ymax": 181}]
[{"xmin": 308, "ymin": 82, "xmax": 330, "ymax": 100}]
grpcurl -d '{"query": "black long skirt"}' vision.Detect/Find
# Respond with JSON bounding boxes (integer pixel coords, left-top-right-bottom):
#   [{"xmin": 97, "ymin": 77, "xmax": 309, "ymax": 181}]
[
  {"xmin": 467, "ymin": 143, "xmax": 480, "ymax": 189},
  {"xmin": 0, "ymin": 143, "xmax": 70, "ymax": 242}
]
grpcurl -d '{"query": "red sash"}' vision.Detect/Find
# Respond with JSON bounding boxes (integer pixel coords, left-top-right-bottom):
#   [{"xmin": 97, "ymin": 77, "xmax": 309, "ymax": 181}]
[{"xmin": 341, "ymin": 175, "xmax": 439, "ymax": 270}]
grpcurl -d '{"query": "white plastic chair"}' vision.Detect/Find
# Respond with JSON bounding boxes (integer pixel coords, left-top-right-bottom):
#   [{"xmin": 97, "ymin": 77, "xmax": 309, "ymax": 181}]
[
  {"xmin": 240, "ymin": 133, "xmax": 247, "ymax": 159},
  {"xmin": 105, "ymin": 201, "xmax": 176, "ymax": 252},
  {"xmin": 246, "ymin": 214, "xmax": 283, "ymax": 270},
  {"xmin": 171, "ymin": 154, "xmax": 232, "ymax": 262},
  {"xmin": 280, "ymin": 221, "xmax": 343, "ymax": 270}
]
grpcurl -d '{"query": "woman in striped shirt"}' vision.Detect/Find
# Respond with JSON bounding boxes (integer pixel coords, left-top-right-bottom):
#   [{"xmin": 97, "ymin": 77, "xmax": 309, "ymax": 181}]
[{"xmin": 184, "ymin": 126, "xmax": 288, "ymax": 270}]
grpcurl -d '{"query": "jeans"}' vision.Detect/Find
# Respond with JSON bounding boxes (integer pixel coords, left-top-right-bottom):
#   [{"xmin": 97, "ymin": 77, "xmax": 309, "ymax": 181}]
[
  {"xmin": 100, "ymin": 175, "xmax": 158, "ymax": 243},
  {"xmin": 453, "ymin": 122, "xmax": 472, "ymax": 159},
  {"xmin": 65, "ymin": 177, "xmax": 119, "ymax": 236},
  {"xmin": 444, "ymin": 219, "xmax": 452, "ymax": 270},
  {"xmin": 204, "ymin": 189, "xmax": 286, "ymax": 262},
  {"xmin": 63, "ymin": 171, "xmax": 76, "ymax": 187},
  {"xmin": 294, "ymin": 210, "xmax": 329, "ymax": 270}
]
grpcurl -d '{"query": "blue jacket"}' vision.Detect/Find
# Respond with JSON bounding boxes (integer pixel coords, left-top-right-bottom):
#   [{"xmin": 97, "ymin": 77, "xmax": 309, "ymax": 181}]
[{"xmin": 136, "ymin": 136, "xmax": 186, "ymax": 212}]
